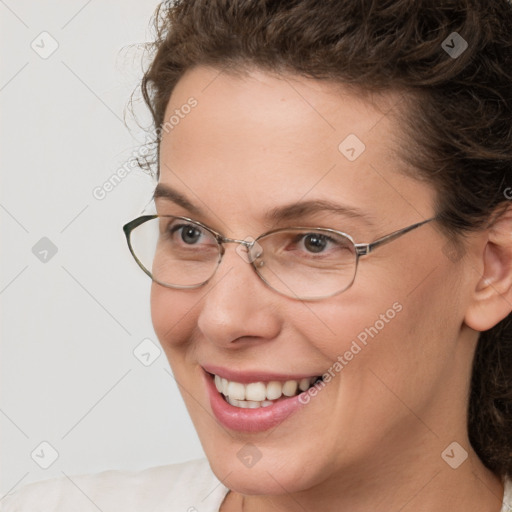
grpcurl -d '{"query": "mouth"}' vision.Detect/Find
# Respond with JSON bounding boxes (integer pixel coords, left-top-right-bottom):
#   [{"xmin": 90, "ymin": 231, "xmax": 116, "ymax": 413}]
[
  {"xmin": 209, "ymin": 372, "xmax": 324, "ymax": 409},
  {"xmin": 201, "ymin": 365, "xmax": 328, "ymax": 431}
]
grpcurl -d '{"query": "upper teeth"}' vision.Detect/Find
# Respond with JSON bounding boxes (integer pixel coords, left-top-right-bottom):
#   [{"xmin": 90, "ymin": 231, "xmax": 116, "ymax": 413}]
[{"xmin": 214, "ymin": 374, "xmax": 318, "ymax": 402}]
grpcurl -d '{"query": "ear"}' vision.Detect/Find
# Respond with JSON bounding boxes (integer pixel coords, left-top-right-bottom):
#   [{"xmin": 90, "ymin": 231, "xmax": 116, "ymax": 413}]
[{"xmin": 464, "ymin": 204, "xmax": 512, "ymax": 332}]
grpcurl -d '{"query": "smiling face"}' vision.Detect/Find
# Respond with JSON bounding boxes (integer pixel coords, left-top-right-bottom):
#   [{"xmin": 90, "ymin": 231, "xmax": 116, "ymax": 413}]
[{"xmin": 150, "ymin": 66, "xmax": 478, "ymax": 496}]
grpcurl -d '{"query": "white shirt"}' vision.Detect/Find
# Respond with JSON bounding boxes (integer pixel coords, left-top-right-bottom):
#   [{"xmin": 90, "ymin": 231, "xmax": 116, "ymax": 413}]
[{"xmin": 2, "ymin": 458, "xmax": 511, "ymax": 512}]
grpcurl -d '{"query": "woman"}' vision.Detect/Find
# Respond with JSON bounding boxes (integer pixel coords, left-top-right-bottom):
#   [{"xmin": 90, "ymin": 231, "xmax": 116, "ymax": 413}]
[{"xmin": 4, "ymin": 0, "xmax": 512, "ymax": 510}]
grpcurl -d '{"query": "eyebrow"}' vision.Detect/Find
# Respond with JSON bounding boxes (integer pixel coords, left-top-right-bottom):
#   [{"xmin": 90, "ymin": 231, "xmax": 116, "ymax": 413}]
[
  {"xmin": 266, "ymin": 198, "xmax": 374, "ymax": 225},
  {"xmin": 153, "ymin": 183, "xmax": 374, "ymax": 226},
  {"xmin": 153, "ymin": 184, "xmax": 203, "ymax": 216}
]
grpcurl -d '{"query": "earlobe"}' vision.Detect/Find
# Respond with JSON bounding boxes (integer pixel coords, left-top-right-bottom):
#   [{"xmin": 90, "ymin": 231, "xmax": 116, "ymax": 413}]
[{"xmin": 464, "ymin": 205, "xmax": 512, "ymax": 332}]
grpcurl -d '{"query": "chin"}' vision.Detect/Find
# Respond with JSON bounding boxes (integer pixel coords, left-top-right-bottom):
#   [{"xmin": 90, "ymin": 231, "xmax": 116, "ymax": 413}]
[{"xmin": 204, "ymin": 444, "xmax": 327, "ymax": 496}]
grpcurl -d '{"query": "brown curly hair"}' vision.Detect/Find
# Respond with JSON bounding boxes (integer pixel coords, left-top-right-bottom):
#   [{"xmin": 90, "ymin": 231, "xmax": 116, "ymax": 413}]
[{"xmin": 136, "ymin": 0, "xmax": 512, "ymax": 478}]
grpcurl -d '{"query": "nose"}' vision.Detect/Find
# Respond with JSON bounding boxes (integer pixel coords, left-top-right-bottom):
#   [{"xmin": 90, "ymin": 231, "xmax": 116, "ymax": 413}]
[{"xmin": 196, "ymin": 244, "xmax": 282, "ymax": 348}]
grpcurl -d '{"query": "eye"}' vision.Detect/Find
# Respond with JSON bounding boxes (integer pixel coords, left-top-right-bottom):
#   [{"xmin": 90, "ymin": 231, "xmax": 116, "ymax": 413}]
[
  {"xmin": 294, "ymin": 232, "xmax": 341, "ymax": 254},
  {"xmin": 169, "ymin": 222, "xmax": 208, "ymax": 245},
  {"xmin": 175, "ymin": 224, "xmax": 204, "ymax": 244},
  {"xmin": 274, "ymin": 230, "xmax": 354, "ymax": 263},
  {"xmin": 300, "ymin": 233, "xmax": 332, "ymax": 253}
]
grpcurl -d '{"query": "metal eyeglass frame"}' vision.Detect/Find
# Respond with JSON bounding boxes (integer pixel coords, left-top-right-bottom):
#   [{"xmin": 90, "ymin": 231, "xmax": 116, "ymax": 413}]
[
  {"xmin": 123, "ymin": 215, "xmax": 437, "ymax": 300},
  {"xmin": 123, "ymin": 214, "xmax": 438, "ymax": 301}
]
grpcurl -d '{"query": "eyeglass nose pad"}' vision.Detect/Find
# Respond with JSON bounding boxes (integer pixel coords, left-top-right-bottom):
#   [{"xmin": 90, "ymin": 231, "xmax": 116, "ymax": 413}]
[
  {"xmin": 248, "ymin": 241, "xmax": 264, "ymax": 265},
  {"xmin": 235, "ymin": 238, "xmax": 264, "ymax": 264}
]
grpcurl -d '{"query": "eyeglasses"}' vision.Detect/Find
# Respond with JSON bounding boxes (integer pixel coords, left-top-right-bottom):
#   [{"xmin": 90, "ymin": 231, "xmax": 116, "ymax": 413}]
[{"xmin": 123, "ymin": 214, "xmax": 437, "ymax": 301}]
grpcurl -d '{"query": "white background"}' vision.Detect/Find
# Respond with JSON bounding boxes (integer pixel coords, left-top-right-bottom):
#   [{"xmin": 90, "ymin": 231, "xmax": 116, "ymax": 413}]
[{"xmin": 0, "ymin": 0, "xmax": 204, "ymax": 497}]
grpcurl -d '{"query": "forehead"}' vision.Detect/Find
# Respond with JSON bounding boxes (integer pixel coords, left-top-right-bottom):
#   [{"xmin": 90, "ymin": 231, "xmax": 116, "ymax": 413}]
[
  {"xmin": 163, "ymin": 66, "xmax": 398, "ymax": 151},
  {"xmin": 157, "ymin": 66, "xmax": 435, "ymax": 230}
]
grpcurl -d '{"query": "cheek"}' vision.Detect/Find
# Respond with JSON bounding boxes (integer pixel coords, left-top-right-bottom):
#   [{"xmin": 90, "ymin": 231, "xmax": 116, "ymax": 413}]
[
  {"xmin": 342, "ymin": 269, "xmax": 461, "ymax": 413},
  {"xmin": 306, "ymin": 263, "xmax": 459, "ymax": 402},
  {"xmin": 150, "ymin": 284, "xmax": 199, "ymax": 356},
  {"xmin": 299, "ymin": 294, "xmax": 405, "ymax": 366}
]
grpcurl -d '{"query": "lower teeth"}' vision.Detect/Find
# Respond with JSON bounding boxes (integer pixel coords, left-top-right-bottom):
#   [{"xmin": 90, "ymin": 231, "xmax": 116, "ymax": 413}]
[{"xmin": 225, "ymin": 396, "xmax": 274, "ymax": 408}]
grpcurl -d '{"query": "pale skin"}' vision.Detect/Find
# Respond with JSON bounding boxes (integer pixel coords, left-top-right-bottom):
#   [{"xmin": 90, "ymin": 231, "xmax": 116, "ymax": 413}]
[{"xmin": 150, "ymin": 65, "xmax": 512, "ymax": 512}]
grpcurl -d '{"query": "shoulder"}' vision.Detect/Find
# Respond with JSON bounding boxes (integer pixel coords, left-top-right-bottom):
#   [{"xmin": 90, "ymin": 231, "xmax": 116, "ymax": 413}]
[
  {"xmin": 503, "ymin": 477, "xmax": 512, "ymax": 512},
  {"xmin": 1, "ymin": 458, "xmax": 229, "ymax": 512}
]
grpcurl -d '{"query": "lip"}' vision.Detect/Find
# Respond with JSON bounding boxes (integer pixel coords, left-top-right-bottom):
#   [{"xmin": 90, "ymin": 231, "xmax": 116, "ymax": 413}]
[
  {"xmin": 202, "ymin": 364, "xmax": 321, "ymax": 384},
  {"xmin": 202, "ymin": 367, "xmax": 312, "ymax": 432}
]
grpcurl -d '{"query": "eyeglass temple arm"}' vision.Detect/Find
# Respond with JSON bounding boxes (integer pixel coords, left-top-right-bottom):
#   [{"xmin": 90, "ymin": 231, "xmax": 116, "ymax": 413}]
[{"xmin": 354, "ymin": 217, "xmax": 436, "ymax": 256}]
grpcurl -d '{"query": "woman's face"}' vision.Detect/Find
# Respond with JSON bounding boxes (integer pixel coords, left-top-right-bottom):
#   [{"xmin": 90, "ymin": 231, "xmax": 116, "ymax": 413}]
[{"xmin": 151, "ymin": 66, "xmax": 474, "ymax": 494}]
